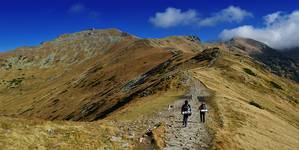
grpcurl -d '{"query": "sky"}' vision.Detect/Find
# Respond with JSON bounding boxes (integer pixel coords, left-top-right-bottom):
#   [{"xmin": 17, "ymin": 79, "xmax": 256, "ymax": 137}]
[{"xmin": 0, "ymin": 0, "xmax": 298, "ymax": 51}]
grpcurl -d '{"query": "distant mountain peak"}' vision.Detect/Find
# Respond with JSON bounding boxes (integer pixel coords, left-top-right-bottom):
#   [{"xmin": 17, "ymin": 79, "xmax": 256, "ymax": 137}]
[
  {"xmin": 54, "ymin": 28, "xmax": 137, "ymax": 42},
  {"xmin": 227, "ymin": 37, "xmax": 269, "ymax": 54}
]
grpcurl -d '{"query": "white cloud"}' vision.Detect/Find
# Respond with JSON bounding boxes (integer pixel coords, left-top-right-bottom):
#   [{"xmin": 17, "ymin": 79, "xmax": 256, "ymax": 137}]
[
  {"xmin": 219, "ymin": 11, "xmax": 299, "ymax": 49},
  {"xmin": 199, "ymin": 6, "xmax": 253, "ymax": 27},
  {"xmin": 68, "ymin": 3, "xmax": 86, "ymax": 13},
  {"xmin": 264, "ymin": 11, "xmax": 283, "ymax": 25},
  {"xmin": 149, "ymin": 7, "xmax": 198, "ymax": 28},
  {"xmin": 149, "ymin": 6, "xmax": 252, "ymax": 28}
]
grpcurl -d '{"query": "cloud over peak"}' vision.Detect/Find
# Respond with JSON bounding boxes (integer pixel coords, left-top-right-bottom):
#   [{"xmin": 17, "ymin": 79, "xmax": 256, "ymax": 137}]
[
  {"xmin": 199, "ymin": 6, "xmax": 253, "ymax": 27},
  {"xmin": 149, "ymin": 6, "xmax": 252, "ymax": 28},
  {"xmin": 219, "ymin": 10, "xmax": 299, "ymax": 49},
  {"xmin": 264, "ymin": 11, "xmax": 283, "ymax": 25}
]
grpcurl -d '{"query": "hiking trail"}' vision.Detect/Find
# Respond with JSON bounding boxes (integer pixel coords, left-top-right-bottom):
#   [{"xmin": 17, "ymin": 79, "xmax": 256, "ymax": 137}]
[{"xmin": 154, "ymin": 72, "xmax": 212, "ymax": 150}]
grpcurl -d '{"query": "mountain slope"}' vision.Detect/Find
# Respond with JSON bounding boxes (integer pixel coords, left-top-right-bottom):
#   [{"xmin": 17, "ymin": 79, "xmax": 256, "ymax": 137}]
[
  {"xmin": 0, "ymin": 29, "xmax": 298, "ymax": 150},
  {"xmin": 226, "ymin": 37, "xmax": 299, "ymax": 82},
  {"xmin": 283, "ymin": 48, "xmax": 299, "ymax": 63},
  {"xmin": 191, "ymin": 48, "xmax": 299, "ymax": 149},
  {"xmin": 0, "ymin": 29, "xmax": 203, "ymax": 121}
]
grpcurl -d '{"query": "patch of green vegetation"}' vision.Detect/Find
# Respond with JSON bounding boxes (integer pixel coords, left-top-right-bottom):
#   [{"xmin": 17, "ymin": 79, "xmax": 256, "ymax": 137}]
[
  {"xmin": 7, "ymin": 77, "xmax": 24, "ymax": 88},
  {"xmin": 5, "ymin": 63, "xmax": 12, "ymax": 70},
  {"xmin": 269, "ymin": 81, "xmax": 283, "ymax": 90},
  {"xmin": 249, "ymin": 101, "xmax": 263, "ymax": 109},
  {"xmin": 243, "ymin": 68, "xmax": 256, "ymax": 76}
]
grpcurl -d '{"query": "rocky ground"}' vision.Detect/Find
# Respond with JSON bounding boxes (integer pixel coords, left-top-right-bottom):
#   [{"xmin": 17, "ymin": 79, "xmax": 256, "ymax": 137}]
[
  {"xmin": 162, "ymin": 96, "xmax": 211, "ymax": 150},
  {"xmin": 147, "ymin": 74, "xmax": 212, "ymax": 150},
  {"xmin": 132, "ymin": 98, "xmax": 212, "ymax": 150}
]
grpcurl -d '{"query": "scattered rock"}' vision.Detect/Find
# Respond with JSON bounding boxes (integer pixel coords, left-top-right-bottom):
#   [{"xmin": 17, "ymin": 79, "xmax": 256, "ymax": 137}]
[
  {"xmin": 110, "ymin": 136, "xmax": 121, "ymax": 142},
  {"xmin": 160, "ymin": 75, "xmax": 212, "ymax": 150},
  {"xmin": 47, "ymin": 128, "xmax": 55, "ymax": 136},
  {"xmin": 121, "ymin": 142, "xmax": 129, "ymax": 149}
]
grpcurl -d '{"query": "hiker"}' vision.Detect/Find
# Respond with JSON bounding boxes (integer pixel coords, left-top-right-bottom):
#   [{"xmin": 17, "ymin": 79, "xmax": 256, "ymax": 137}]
[
  {"xmin": 199, "ymin": 102, "xmax": 208, "ymax": 123},
  {"xmin": 181, "ymin": 100, "xmax": 191, "ymax": 127}
]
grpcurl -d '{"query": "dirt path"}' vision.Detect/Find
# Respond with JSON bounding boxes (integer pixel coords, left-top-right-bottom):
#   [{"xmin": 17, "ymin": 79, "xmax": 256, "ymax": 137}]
[{"xmin": 154, "ymin": 73, "xmax": 212, "ymax": 150}]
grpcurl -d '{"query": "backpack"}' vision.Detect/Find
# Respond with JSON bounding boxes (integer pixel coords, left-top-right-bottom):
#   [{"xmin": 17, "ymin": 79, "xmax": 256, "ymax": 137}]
[
  {"xmin": 182, "ymin": 104, "xmax": 191, "ymax": 115},
  {"xmin": 200, "ymin": 104, "xmax": 205, "ymax": 109}
]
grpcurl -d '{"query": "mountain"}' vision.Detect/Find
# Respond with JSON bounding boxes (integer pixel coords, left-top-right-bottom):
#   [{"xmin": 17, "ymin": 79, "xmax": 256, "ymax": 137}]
[
  {"xmin": 0, "ymin": 29, "xmax": 298, "ymax": 150},
  {"xmin": 283, "ymin": 48, "xmax": 299, "ymax": 63},
  {"xmin": 0, "ymin": 28, "xmax": 204, "ymax": 121},
  {"xmin": 226, "ymin": 37, "xmax": 299, "ymax": 82}
]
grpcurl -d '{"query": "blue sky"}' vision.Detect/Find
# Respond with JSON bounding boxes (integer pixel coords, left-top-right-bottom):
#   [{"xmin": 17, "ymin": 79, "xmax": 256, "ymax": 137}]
[{"xmin": 0, "ymin": 0, "xmax": 298, "ymax": 51}]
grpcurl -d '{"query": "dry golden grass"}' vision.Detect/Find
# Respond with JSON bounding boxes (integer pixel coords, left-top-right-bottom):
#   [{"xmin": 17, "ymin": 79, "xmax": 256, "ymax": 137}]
[
  {"xmin": 107, "ymin": 89, "xmax": 185, "ymax": 122},
  {"xmin": 0, "ymin": 78, "xmax": 186, "ymax": 149},
  {"xmin": 151, "ymin": 122, "xmax": 166, "ymax": 150},
  {"xmin": 192, "ymin": 50, "xmax": 299, "ymax": 150},
  {"xmin": 0, "ymin": 116, "xmax": 132, "ymax": 150}
]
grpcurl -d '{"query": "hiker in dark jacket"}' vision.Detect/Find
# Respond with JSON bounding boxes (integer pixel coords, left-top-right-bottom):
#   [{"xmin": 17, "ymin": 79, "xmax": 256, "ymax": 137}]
[
  {"xmin": 199, "ymin": 102, "xmax": 208, "ymax": 123},
  {"xmin": 181, "ymin": 100, "xmax": 191, "ymax": 127}
]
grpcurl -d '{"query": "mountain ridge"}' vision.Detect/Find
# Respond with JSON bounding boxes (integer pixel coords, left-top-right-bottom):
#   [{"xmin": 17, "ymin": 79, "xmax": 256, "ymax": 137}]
[
  {"xmin": 0, "ymin": 28, "xmax": 205, "ymax": 121},
  {"xmin": 225, "ymin": 37, "xmax": 299, "ymax": 82},
  {"xmin": 0, "ymin": 28, "xmax": 298, "ymax": 150}
]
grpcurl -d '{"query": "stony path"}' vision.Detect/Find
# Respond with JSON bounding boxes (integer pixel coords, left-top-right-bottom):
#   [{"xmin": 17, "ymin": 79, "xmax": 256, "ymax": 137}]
[
  {"xmin": 156, "ymin": 73, "xmax": 212, "ymax": 150},
  {"xmin": 162, "ymin": 95, "xmax": 211, "ymax": 150}
]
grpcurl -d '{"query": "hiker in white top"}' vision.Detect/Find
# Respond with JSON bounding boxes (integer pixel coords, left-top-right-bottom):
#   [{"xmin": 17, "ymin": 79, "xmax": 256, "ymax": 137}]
[
  {"xmin": 181, "ymin": 100, "xmax": 191, "ymax": 127},
  {"xmin": 199, "ymin": 103, "xmax": 208, "ymax": 123}
]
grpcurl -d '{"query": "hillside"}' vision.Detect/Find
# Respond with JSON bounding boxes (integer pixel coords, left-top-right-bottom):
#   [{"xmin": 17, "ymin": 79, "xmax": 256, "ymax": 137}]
[
  {"xmin": 226, "ymin": 37, "xmax": 299, "ymax": 82},
  {"xmin": 283, "ymin": 48, "xmax": 299, "ymax": 63},
  {"xmin": 191, "ymin": 48, "xmax": 299, "ymax": 149},
  {"xmin": 0, "ymin": 29, "xmax": 202, "ymax": 121},
  {"xmin": 0, "ymin": 29, "xmax": 298, "ymax": 149}
]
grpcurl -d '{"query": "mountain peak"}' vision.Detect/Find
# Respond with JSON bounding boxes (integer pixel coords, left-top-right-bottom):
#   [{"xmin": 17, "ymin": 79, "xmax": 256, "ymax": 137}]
[
  {"xmin": 230, "ymin": 37, "xmax": 268, "ymax": 48},
  {"xmin": 227, "ymin": 37, "xmax": 269, "ymax": 54},
  {"xmin": 54, "ymin": 28, "xmax": 136, "ymax": 42}
]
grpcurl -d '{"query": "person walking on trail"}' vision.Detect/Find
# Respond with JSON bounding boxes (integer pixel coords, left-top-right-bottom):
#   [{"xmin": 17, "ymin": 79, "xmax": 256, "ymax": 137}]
[
  {"xmin": 181, "ymin": 100, "xmax": 191, "ymax": 127},
  {"xmin": 199, "ymin": 102, "xmax": 208, "ymax": 123}
]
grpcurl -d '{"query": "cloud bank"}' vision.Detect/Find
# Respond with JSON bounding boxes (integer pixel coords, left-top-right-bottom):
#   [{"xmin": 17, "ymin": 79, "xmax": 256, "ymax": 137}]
[
  {"xmin": 149, "ymin": 6, "xmax": 252, "ymax": 28},
  {"xmin": 219, "ymin": 11, "xmax": 299, "ymax": 49}
]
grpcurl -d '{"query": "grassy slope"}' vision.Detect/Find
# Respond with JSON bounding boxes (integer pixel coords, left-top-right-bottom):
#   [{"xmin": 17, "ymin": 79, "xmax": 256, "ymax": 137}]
[
  {"xmin": 0, "ymin": 31, "xmax": 201, "ymax": 121},
  {"xmin": 0, "ymin": 116, "xmax": 127, "ymax": 150},
  {"xmin": 192, "ymin": 50, "xmax": 299, "ymax": 150},
  {"xmin": 107, "ymin": 90, "xmax": 185, "ymax": 121},
  {"xmin": 0, "ymin": 82, "xmax": 186, "ymax": 149},
  {"xmin": 1, "ymin": 34, "xmax": 298, "ymax": 150},
  {"xmin": 0, "ymin": 42, "xmax": 174, "ymax": 121}
]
